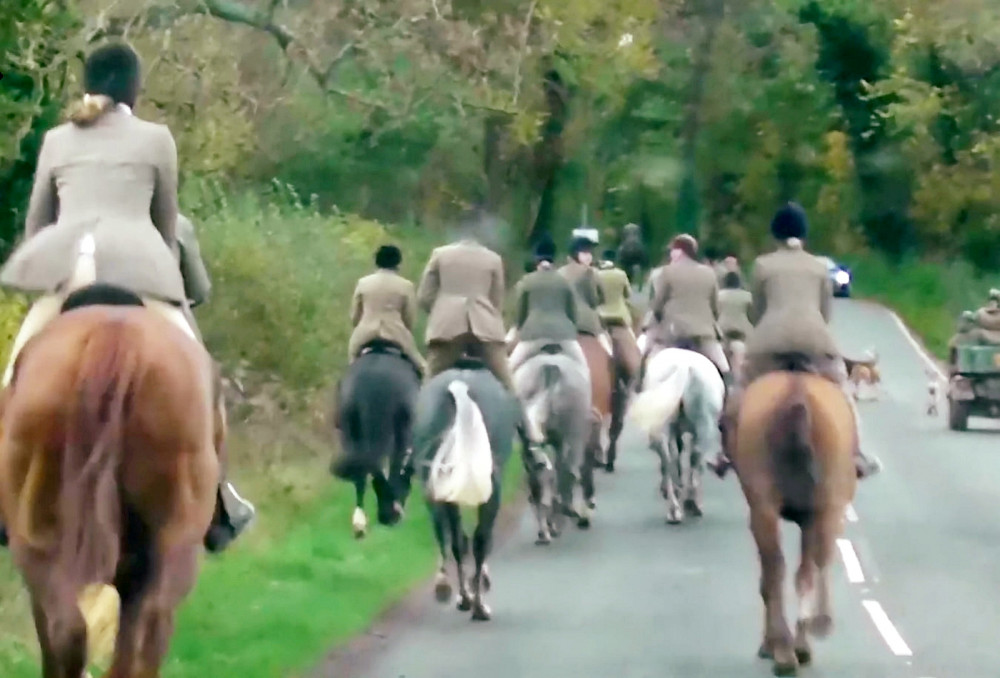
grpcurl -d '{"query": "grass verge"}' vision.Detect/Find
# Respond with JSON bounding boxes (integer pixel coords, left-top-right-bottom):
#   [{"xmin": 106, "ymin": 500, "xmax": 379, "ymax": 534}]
[{"xmin": 843, "ymin": 253, "xmax": 995, "ymax": 359}]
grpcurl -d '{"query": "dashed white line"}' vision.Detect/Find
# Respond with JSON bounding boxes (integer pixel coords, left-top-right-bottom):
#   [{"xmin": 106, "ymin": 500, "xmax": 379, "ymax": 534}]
[
  {"xmin": 845, "ymin": 504, "xmax": 858, "ymax": 522},
  {"xmin": 862, "ymin": 599, "xmax": 913, "ymax": 656},
  {"xmin": 886, "ymin": 308, "xmax": 947, "ymax": 383},
  {"xmin": 836, "ymin": 538, "xmax": 866, "ymax": 583}
]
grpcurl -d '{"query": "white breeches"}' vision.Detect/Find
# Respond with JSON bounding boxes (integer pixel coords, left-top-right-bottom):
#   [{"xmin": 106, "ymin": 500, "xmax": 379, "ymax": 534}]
[{"xmin": 2, "ymin": 293, "xmax": 197, "ymax": 386}]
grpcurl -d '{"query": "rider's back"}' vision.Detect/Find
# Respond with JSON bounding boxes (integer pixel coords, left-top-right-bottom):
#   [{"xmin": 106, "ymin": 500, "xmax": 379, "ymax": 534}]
[
  {"xmin": 0, "ymin": 109, "xmax": 185, "ymax": 303},
  {"xmin": 517, "ymin": 269, "xmax": 577, "ymax": 341},
  {"xmin": 419, "ymin": 241, "xmax": 505, "ymax": 343},
  {"xmin": 745, "ymin": 247, "xmax": 838, "ymax": 358}
]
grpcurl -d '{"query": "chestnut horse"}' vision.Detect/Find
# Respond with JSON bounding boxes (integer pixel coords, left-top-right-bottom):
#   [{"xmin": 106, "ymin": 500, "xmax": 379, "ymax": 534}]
[
  {"xmin": 731, "ymin": 362, "xmax": 857, "ymax": 676},
  {"xmin": 576, "ymin": 334, "xmax": 623, "ymax": 498},
  {"xmin": 0, "ymin": 289, "xmax": 220, "ymax": 678}
]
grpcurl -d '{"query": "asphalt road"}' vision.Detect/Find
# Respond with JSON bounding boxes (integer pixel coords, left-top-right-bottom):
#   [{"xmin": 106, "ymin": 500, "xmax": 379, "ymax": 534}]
[{"xmin": 326, "ymin": 299, "xmax": 997, "ymax": 678}]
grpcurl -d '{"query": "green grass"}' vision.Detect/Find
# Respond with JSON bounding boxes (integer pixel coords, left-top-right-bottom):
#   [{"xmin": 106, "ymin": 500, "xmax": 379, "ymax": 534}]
[
  {"xmin": 0, "ymin": 181, "xmax": 526, "ymax": 677},
  {"xmin": 844, "ymin": 253, "xmax": 998, "ymax": 359}
]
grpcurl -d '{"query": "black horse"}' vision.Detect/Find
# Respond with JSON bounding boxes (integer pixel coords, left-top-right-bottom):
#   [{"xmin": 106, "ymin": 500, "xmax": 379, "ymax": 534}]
[
  {"xmin": 331, "ymin": 340, "xmax": 420, "ymax": 538},
  {"xmin": 401, "ymin": 358, "xmax": 538, "ymax": 622}
]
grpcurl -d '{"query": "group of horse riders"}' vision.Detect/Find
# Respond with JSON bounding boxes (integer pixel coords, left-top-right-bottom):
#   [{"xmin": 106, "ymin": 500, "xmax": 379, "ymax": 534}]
[{"xmin": 0, "ymin": 41, "xmax": 882, "ymax": 552}]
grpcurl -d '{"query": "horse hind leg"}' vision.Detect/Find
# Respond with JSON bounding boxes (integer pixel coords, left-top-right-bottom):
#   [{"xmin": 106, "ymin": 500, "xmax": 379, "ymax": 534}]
[
  {"xmin": 428, "ymin": 503, "xmax": 452, "ymax": 603},
  {"xmin": 26, "ymin": 578, "xmax": 88, "ymax": 678},
  {"xmin": 528, "ymin": 460, "xmax": 555, "ymax": 545},
  {"xmin": 793, "ymin": 523, "xmax": 819, "ymax": 665},
  {"xmin": 605, "ymin": 380, "xmax": 627, "ymax": 473},
  {"xmin": 114, "ymin": 542, "xmax": 201, "ymax": 678},
  {"xmin": 470, "ymin": 493, "xmax": 501, "ymax": 622},
  {"xmin": 661, "ymin": 432, "xmax": 683, "ymax": 525},
  {"xmin": 445, "ymin": 504, "xmax": 473, "ymax": 612},
  {"xmin": 750, "ymin": 508, "xmax": 797, "ymax": 675},
  {"xmin": 352, "ymin": 476, "xmax": 368, "ymax": 539}
]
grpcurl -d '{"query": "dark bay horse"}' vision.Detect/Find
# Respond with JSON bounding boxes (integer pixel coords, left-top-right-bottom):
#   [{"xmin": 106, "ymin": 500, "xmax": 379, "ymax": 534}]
[
  {"xmin": 331, "ymin": 340, "xmax": 420, "ymax": 538},
  {"xmin": 403, "ymin": 359, "xmax": 523, "ymax": 621},
  {"xmin": 731, "ymin": 362, "xmax": 857, "ymax": 676},
  {"xmin": 0, "ymin": 288, "xmax": 221, "ymax": 678}
]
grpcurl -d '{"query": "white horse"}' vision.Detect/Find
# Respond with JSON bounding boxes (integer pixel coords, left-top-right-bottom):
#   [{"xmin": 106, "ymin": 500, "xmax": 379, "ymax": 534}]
[{"xmin": 628, "ymin": 347, "xmax": 725, "ymax": 524}]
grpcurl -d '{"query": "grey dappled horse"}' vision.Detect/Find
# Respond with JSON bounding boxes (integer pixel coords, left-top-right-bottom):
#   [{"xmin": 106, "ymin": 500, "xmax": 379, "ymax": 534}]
[
  {"xmin": 513, "ymin": 348, "xmax": 593, "ymax": 543},
  {"xmin": 331, "ymin": 341, "xmax": 420, "ymax": 538},
  {"xmin": 405, "ymin": 360, "xmax": 525, "ymax": 621},
  {"xmin": 629, "ymin": 347, "xmax": 725, "ymax": 524}
]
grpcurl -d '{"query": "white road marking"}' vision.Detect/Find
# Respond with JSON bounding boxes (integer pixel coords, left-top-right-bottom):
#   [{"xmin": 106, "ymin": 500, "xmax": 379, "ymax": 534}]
[
  {"xmin": 836, "ymin": 538, "xmax": 866, "ymax": 583},
  {"xmin": 845, "ymin": 504, "xmax": 858, "ymax": 522},
  {"xmin": 862, "ymin": 599, "xmax": 913, "ymax": 656},
  {"xmin": 886, "ymin": 308, "xmax": 947, "ymax": 382}
]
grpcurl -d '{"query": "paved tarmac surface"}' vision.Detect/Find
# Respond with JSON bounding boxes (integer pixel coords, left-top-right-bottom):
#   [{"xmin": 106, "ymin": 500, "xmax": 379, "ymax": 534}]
[{"xmin": 333, "ymin": 299, "xmax": 996, "ymax": 678}]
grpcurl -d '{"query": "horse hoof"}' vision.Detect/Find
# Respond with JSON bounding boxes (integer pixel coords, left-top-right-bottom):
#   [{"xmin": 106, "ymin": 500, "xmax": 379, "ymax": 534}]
[
  {"xmin": 666, "ymin": 508, "xmax": 683, "ymax": 525},
  {"xmin": 586, "ymin": 498, "xmax": 596, "ymax": 510},
  {"xmin": 457, "ymin": 595, "xmax": 473, "ymax": 612},
  {"xmin": 807, "ymin": 614, "xmax": 833, "ymax": 638},
  {"xmin": 683, "ymin": 499, "xmax": 703, "ymax": 517},
  {"xmin": 471, "ymin": 603, "xmax": 492, "ymax": 622},
  {"xmin": 536, "ymin": 532, "xmax": 552, "ymax": 545},
  {"xmin": 577, "ymin": 515, "xmax": 591, "ymax": 529},
  {"xmin": 772, "ymin": 660, "xmax": 798, "ymax": 677},
  {"xmin": 433, "ymin": 577, "xmax": 452, "ymax": 603},
  {"xmin": 794, "ymin": 647, "xmax": 812, "ymax": 665},
  {"xmin": 353, "ymin": 527, "xmax": 366, "ymax": 539},
  {"xmin": 757, "ymin": 644, "xmax": 773, "ymax": 660},
  {"xmin": 604, "ymin": 462, "xmax": 615, "ymax": 473}
]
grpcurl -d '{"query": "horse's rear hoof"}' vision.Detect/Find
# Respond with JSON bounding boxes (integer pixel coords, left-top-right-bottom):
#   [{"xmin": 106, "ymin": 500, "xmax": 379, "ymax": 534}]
[
  {"xmin": 757, "ymin": 644, "xmax": 773, "ymax": 660},
  {"xmin": 683, "ymin": 499, "xmax": 703, "ymax": 517},
  {"xmin": 536, "ymin": 532, "xmax": 552, "ymax": 545},
  {"xmin": 471, "ymin": 603, "xmax": 492, "ymax": 622},
  {"xmin": 794, "ymin": 647, "xmax": 812, "ymax": 665},
  {"xmin": 433, "ymin": 577, "xmax": 452, "ymax": 603},
  {"xmin": 807, "ymin": 614, "xmax": 833, "ymax": 638},
  {"xmin": 577, "ymin": 515, "xmax": 591, "ymax": 529},
  {"xmin": 773, "ymin": 660, "xmax": 798, "ymax": 677},
  {"xmin": 353, "ymin": 528, "xmax": 366, "ymax": 539},
  {"xmin": 586, "ymin": 497, "xmax": 596, "ymax": 510},
  {"xmin": 457, "ymin": 595, "xmax": 473, "ymax": 612},
  {"xmin": 604, "ymin": 462, "xmax": 615, "ymax": 473}
]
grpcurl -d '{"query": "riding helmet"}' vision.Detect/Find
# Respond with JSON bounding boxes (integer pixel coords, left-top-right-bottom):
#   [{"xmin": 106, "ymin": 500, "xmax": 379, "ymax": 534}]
[
  {"xmin": 770, "ymin": 202, "xmax": 809, "ymax": 241},
  {"xmin": 375, "ymin": 244, "xmax": 402, "ymax": 269},
  {"xmin": 533, "ymin": 233, "xmax": 557, "ymax": 263}
]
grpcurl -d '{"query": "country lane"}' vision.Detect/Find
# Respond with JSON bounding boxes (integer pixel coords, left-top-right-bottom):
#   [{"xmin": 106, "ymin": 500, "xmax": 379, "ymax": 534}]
[{"xmin": 317, "ymin": 298, "xmax": 994, "ymax": 678}]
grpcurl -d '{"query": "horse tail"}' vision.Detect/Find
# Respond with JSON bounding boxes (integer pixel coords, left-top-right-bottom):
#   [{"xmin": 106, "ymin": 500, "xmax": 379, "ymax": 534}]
[
  {"xmin": 525, "ymin": 363, "xmax": 561, "ymax": 436},
  {"xmin": 331, "ymin": 400, "xmax": 394, "ymax": 481},
  {"xmin": 427, "ymin": 380, "xmax": 494, "ymax": 507},
  {"xmin": 58, "ymin": 319, "xmax": 138, "ymax": 588},
  {"xmin": 768, "ymin": 374, "xmax": 819, "ymax": 525},
  {"xmin": 628, "ymin": 361, "xmax": 690, "ymax": 437}
]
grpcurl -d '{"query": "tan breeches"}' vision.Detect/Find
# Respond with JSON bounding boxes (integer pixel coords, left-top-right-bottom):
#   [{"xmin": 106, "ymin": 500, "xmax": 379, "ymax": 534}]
[{"xmin": 3, "ymin": 293, "xmax": 197, "ymax": 387}]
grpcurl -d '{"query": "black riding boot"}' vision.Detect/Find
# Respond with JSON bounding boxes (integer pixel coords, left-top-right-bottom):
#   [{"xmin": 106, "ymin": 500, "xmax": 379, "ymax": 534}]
[
  {"xmin": 204, "ymin": 480, "xmax": 257, "ymax": 553},
  {"xmin": 0, "ymin": 520, "xmax": 7, "ymax": 548}
]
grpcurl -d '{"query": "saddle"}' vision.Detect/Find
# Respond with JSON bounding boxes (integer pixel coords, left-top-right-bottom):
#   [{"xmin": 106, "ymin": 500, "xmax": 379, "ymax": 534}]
[
  {"xmin": 358, "ymin": 339, "xmax": 421, "ymax": 377},
  {"xmin": 60, "ymin": 283, "xmax": 145, "ymax": 313},
  {"xmin": 770, "ymin": 352, "xmax": 820, "ymax": 374}
]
